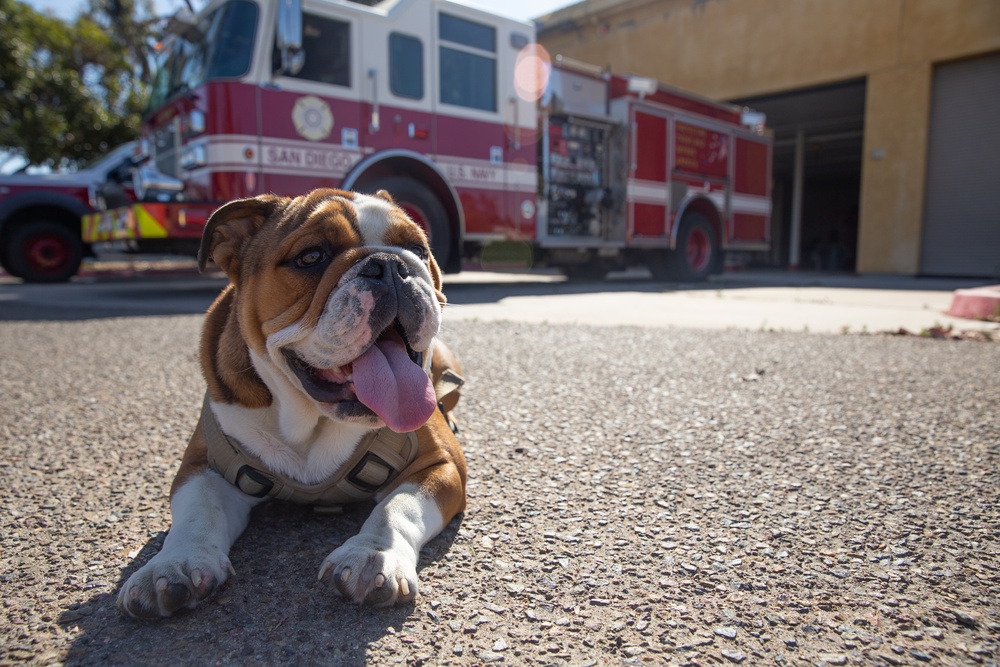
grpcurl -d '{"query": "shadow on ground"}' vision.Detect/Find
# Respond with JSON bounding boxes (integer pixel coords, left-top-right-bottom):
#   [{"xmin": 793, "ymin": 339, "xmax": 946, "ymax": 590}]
[
  {"xmin": 57, "ymin": 503, "xmax": 462, "ymax": 666},
  {"xmin": 2, "ymin": 267, "xmax": 987, "ymax": 322},
  {"xmin": 0, "ymin": 275, "xmax": 229, "ymax": 321},
  {"xmin": 443, "ymin": 268, "xmax": 987, "ymax": 307}
]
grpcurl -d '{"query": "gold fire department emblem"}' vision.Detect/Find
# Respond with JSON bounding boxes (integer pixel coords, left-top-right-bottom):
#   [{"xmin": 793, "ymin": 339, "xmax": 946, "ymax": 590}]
[{"xmin": 292, "ymin": 96, "xmax": 334, "ymax": 142}]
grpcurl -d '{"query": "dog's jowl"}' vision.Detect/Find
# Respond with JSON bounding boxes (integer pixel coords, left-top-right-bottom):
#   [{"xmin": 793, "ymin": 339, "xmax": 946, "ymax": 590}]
[{"xmin": 118, "ymin": 188, "xmax": 467, "ymax": 618}]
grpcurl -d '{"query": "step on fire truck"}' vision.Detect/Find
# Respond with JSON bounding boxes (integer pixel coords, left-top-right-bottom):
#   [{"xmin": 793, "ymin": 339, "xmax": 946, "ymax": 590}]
[{"xmin": 84, "ymin": 0, "xmax": 772, "ymax": 281}]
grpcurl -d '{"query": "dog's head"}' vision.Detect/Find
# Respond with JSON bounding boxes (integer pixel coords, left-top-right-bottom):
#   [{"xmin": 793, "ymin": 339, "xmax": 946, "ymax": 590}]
[{"xmin": 199, "ymin": 188, "xmax": 445, "ymax": 433}]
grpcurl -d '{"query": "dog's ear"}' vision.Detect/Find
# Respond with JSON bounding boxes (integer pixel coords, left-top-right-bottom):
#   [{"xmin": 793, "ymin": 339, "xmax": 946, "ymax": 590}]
[
  {"xmin": 199, "ymin": 195, "xmax": 285, "ymax": 280},
  {"xmin": 374, "ymin": 189, "xmax": 395, "ymax": 204}
]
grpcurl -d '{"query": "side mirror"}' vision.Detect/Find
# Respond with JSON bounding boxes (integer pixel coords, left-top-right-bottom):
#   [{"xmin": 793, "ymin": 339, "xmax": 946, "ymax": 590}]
[
  {"xmin": 165, "ymin": 8, "xmax": 205, "ymax": 43},
  {"xmin": 275, "ymin": 0, "xmax": 304, "ymax": 75}
]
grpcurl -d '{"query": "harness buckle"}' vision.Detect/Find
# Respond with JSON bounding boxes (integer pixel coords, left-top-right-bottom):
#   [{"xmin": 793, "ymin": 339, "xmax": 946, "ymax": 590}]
[
  {"xmin": 235, "ymin": 465, "xmax": 275, "ymax": 498},
  {"xmin": 346, "ymin": 452, "xmax": 394, "ymax": 492}
]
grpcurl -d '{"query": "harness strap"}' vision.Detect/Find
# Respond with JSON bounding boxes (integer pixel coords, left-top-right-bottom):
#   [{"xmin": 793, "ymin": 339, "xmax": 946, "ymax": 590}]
[
  {"xmin": 435, "ymin": 368, "xmax": 464, "ymax": 403},
  {"xmin": 201, "ymin": 394, "xmax": 418, "ymax": 510}
]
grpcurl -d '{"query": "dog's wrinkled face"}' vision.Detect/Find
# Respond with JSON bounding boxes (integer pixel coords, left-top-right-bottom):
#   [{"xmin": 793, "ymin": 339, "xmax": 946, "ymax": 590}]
[{"xmin": 200, "ymin": 188, "xmax": 445, "ymax": 432}]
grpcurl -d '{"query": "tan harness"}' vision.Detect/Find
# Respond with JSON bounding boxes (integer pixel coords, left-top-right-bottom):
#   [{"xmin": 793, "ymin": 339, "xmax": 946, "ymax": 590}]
[
  {"xmin": 201, "ymin": 395, "xmax": 418, "ymax": 511},
  {"xmin": 200, "ymin": 367, "xmax": 464, "ymax": 512}
]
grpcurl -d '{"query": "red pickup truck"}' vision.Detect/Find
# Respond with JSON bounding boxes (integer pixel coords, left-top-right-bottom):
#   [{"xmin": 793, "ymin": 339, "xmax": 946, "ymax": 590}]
[{"xmin": 0, "ymin": 143, "xmax": 135, "ymax": 282}]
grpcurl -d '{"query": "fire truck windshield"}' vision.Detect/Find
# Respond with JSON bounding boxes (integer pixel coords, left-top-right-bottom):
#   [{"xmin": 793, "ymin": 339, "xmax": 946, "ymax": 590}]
[{"xmin": 147, "ymin": 0, "xmax": 259, "ymax": 112}]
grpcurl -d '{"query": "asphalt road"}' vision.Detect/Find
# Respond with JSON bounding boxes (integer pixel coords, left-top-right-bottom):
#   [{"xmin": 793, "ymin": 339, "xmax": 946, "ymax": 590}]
[{"xmin": 1, "ymin": 272, "xmax": 998, "ymax": 666}]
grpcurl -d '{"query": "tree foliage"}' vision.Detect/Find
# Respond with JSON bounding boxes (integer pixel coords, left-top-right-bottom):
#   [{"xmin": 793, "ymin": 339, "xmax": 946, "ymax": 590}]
[{"xmin": 0, "ymin": 0, "xmax": 160, "ymax": 169}]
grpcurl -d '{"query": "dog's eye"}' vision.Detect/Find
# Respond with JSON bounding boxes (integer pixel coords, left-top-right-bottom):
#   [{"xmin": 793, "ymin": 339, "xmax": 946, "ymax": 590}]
[
  {"xmin": 408, "ymin": 244, "xmax": 428, "ymax": 261},
  {"xmin": 293, "ymin": 247, "xmax": 329, "ymax": 269}
]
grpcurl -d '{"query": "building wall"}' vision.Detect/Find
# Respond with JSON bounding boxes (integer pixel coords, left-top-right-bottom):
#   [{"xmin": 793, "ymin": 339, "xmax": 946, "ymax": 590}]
[{"xmin": 538, "ymin": 0, "xmax": 1000, "ymax": 274}]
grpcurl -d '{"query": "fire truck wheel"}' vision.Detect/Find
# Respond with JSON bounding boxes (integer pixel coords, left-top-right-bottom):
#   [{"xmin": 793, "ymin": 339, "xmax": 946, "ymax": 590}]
[
  {"xmin": 368, "ymin": 176, "xmax": 450, "ymax": 268},
  {"xmin": 668, "ymin": 213, "xmax": 717, "ymax": 282},
  {"xmin": 7, "ymin": 221, "xmax": 84, "ymax": 283}
]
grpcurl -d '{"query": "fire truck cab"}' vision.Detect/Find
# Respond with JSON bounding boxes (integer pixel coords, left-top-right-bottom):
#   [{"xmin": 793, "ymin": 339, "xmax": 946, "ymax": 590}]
[{"xmin": 84, "ymin": 0, "xmax": 771, "ymax": 282}]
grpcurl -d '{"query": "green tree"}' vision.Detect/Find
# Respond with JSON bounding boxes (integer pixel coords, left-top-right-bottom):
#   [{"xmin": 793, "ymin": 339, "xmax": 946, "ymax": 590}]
[{"xmin": 0, "ymin": 0, "xmax": 159, "ymax": 170}]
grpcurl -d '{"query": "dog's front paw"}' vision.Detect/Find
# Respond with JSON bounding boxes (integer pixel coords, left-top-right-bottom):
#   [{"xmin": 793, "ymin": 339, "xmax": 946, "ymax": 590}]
[
  {"xmin": 117, "ymin": 547, "xmax": 235, "ymax": 619},
  {"xmin": 318, "ymin": 537, "xmax": 418, "ymax": 606}
]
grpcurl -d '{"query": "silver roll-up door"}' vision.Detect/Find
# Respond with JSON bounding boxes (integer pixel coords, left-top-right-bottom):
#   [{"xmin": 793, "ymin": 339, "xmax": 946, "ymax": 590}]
[{"xmin": 919, "ymin": 51, "xmax": 1000, "ymax": 278}]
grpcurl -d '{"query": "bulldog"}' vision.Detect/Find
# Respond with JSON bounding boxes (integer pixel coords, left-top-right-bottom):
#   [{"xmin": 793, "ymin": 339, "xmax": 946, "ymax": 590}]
[{"xmin": 118, "ymin": 188, "xmax": 467, "ymax": 618}]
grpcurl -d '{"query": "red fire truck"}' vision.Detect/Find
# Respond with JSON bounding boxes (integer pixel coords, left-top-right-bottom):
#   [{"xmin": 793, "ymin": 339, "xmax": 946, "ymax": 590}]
[{"xmin": 84, "ymin": 0, "xmax": 771, "ymax": 281}]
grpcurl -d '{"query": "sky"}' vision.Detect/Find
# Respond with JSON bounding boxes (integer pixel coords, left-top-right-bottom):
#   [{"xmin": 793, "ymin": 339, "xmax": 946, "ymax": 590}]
[{"xmin": 23, "ymin": 0, "xmax": 579, "ymax": 23}]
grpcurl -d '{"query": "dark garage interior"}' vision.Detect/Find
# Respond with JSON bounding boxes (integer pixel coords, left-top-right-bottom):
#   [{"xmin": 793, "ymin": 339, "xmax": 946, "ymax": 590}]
[{"xmin": 734, "ymin": 79, "xmax": 867, "ymax": 272}]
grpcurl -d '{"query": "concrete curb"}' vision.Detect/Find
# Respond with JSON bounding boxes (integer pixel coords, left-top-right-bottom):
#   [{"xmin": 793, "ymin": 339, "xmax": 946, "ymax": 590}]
[{"xmin": 947, "ymin": 285, "xmax": 1000, "ymax": 321}]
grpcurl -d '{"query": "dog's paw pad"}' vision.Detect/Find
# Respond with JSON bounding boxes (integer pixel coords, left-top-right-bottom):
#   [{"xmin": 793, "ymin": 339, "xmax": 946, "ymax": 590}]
[
  {"xmin": 319, "ymin": 543, "xmax": 418, "ymax": 607},
  {"xmin": 118, "ymin": 552, "xmax": 233, "ymax": 618}
]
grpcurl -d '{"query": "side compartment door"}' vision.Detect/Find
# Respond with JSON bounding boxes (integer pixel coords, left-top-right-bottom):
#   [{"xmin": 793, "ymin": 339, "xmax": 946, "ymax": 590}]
[
  {"xmin": 731, "ymin": 133, "xmax": 772, "ymax": 247},
  {"xmin": 627, "ymin": 107, "xmax": 670, "ymax": 241}
]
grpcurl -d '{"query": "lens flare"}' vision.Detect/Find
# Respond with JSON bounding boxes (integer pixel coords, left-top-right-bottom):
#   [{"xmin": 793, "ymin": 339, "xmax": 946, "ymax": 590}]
[{"xmin": 514, "ymin": 44, "xmax": 552, "ymax": 103}]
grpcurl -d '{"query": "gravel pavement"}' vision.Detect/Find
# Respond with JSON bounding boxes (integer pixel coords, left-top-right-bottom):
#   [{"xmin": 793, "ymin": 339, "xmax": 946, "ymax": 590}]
[{"xmin": 1, "ymin": 310, "xmax": 998, "ymax": 666}]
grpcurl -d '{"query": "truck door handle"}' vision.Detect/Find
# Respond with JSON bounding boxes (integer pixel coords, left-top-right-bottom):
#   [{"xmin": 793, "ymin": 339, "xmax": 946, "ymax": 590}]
[
  {"xmin": 509, "ymin": 96, "xmax": 520, "ymax": 150},
  {"xmin": 368, "ymin": 68, "xmax": 380, "ymax": 133}
]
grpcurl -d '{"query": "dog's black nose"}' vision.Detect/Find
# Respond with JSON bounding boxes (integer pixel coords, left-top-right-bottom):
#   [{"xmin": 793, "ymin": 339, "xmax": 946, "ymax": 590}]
[{"xmin": 360, "ymin": 253, "xmax": 409, "ymax": 281}]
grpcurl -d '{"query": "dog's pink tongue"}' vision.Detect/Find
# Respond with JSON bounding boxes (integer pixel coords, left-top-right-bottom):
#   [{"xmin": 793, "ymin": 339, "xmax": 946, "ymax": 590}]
[{"xmin": 352, "ymin": 332, "xmax": 436, "ymax": 432}]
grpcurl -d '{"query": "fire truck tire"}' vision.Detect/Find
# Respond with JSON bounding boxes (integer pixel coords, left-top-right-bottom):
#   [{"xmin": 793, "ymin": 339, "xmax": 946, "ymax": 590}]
[
  {"xmin": 667, "ymin": 213, "xmax": 717, "ymax": 282},
  {"xmin": 367, "ymin": 176, "xmax": 450, "ymax": 268},
  {"xmin": 0, "ymin": 244, "xmax": 23, "ymax": 278},
  {"xmin": 6, "ymin": 221, "xmax": 84, "ymax": 283}
]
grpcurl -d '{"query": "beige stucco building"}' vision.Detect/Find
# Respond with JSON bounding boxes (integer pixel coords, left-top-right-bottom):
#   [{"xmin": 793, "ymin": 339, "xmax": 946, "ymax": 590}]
[{"xmin": 537, "ymin": 0, "xmax": 1000, "ymax": 276}]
